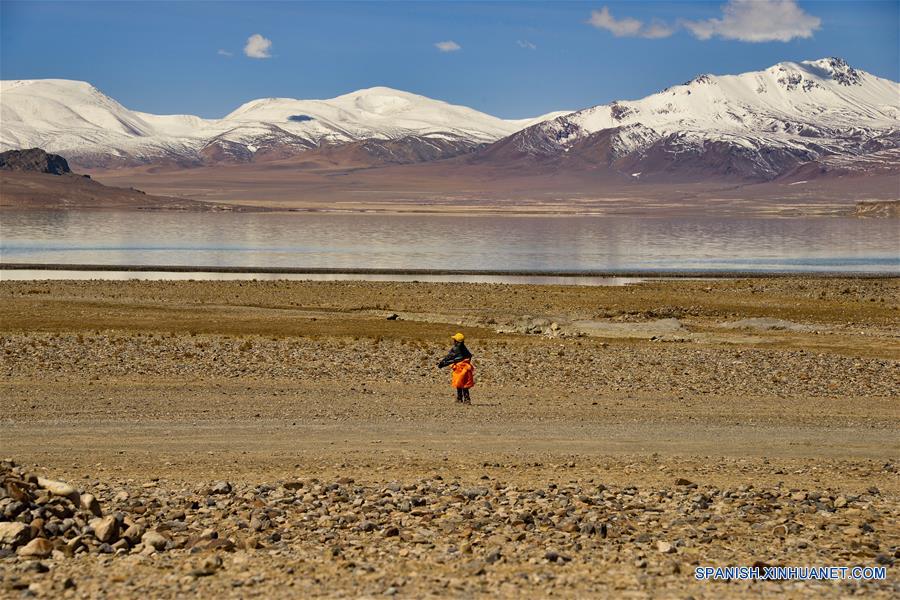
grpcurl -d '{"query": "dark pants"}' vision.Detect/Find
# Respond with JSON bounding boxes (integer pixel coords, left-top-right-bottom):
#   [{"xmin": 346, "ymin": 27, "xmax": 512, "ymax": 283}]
[{"xmin": 456, "ymin": 387, "xmax": 471, "ymax": 403}]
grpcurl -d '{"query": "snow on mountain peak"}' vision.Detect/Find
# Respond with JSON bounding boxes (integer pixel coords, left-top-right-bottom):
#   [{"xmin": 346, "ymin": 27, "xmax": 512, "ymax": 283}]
[
  {"xmin": 799, "ymin": 57, "xmax": 863, "ymax": 86},
  {"xmin": 501, "ymin": 58, "xmax": 899, "ymax": 181},
  {"xmin": 0, "ymin": 81, "xmax": 565, "ymax": 165},
  {"xmin": 546, "ymin": 58, "xmax": 898, "ymax": 142}
]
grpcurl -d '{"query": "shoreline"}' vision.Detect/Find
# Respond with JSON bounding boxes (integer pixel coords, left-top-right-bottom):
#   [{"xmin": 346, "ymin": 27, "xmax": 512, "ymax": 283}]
[{"xmin": 2, "ymin": 262, "xmax": 898, "ymax": 278}]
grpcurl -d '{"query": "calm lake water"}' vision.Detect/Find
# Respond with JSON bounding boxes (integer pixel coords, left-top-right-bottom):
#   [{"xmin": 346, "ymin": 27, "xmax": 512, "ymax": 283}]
[{"xmin": 1, "ymin": 211, "xmax": 898, "ymax": 275}]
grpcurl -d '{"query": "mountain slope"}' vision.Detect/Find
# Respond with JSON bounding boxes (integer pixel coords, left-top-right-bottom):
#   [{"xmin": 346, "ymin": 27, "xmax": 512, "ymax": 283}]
[
  {"xmin": 474, "ymin": 58, "xmax": 900, "ymax": 182},
  {"xmin": 0, "ymin": 80, "xmax": 567, "ymax": 168}
]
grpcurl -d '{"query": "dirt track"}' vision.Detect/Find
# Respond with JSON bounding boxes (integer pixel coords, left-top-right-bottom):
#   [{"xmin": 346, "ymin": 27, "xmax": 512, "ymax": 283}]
[{"xmin": 1, "ymin": 278, "xmax": 898, "ymax": 597}]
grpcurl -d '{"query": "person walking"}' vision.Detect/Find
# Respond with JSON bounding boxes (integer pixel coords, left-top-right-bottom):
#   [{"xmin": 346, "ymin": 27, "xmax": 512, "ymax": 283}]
[{"xmin": 437, "ymin": 332, "xmax": 475, "ymax": 404}]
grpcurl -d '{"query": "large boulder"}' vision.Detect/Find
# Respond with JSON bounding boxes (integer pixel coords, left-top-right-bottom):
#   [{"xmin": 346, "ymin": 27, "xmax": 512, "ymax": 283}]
[{"xmin": 0, "ymin": 522, "xmax": 31, "ymax": 549}]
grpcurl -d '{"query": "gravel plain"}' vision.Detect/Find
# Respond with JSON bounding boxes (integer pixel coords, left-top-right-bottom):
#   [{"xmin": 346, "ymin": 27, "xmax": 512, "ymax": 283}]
[{"xmin": 1, "ymin": 278, "xmax": 898, "ymax": 598}]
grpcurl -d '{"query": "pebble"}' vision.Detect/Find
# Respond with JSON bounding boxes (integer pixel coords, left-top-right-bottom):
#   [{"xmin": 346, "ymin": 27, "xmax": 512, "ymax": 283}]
[
  {"xmin": 90, "ymin": 516, "xmax": 119, "ymax": 544},
  {"xmin": 209, "ymin": 482, "xmax": 233, "ymax": 495},
  {"xmin": 0, "ymin": 522, "xmax": 31, "ymax": 548},
  {"xmin": 80, "ymin": 493, "xmax": 102, "ymax": 517},
  {"xmin": 17, "ymin": 538, "xmax": 53, "ymax": 559},
  {"xmin": 142, "ymin": 530, "xmax": 169, "ymax": 551},
  {"xmin": 656, "ymin": 541, "xmax": 675, "ymax": 554},
  {"xmin": 37, "ymin": 477, "xmax": 79, "ymax": 501},
  {"xmin": 1, "ymin": 450, "xmax": 897, "ymax": 597}
]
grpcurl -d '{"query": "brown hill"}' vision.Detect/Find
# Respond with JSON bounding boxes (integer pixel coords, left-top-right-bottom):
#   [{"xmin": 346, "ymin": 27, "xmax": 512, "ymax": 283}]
[{"xmin": 0, "ymin": 148, "xmax": 255, "ymax": 211}]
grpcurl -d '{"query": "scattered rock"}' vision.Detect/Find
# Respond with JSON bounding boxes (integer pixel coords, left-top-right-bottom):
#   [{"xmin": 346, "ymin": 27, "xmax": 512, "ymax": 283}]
[
  {"xmin": 122, "ymin": 523, "xmax": 146, "ymax": 544},
  {"xmin": 37, "ymin": 477, "xmax": 79, "ymax": 501},
  {"xmin": 657, "ymin": 541, "xmax": 675, "ymax": 554},
  {"xmin": 142, "ymin": 530, "xmax": 169, "ymax": 551},
  {"xmin": 90, "ymin": 516, "xmax": 119, "ymax": 544},
  {"xmin": 0, "ymin": 522, "xmax": 31, "ymax": 549},
  {"xmin": 17, "ymin": 538, "xmax": 53, "ymax": 559},
  {"xmin": 80, "ymin": 493, "xmax": 102, "ymax": 517},
  {"xmin": 209, "ymin": 482, "xmax": 232, "ymax": 495}
]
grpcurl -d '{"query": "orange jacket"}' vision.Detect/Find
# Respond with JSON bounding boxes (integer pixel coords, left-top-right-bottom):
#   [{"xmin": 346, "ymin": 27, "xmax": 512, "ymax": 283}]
[{"xmin": 451, "ymin": 359, "xmax": 475, "ymax": 389}]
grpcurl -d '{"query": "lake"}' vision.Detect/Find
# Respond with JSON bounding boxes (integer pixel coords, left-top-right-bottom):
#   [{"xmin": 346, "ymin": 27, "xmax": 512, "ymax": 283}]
[{"xmin": 0, "ymin": 211, "xmax": 897, "ymax": 276}]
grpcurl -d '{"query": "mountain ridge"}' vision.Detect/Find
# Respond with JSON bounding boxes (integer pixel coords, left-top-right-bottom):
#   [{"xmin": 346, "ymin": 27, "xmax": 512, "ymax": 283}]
[
  {"xmin": 472, "ymin": 57, "xmax": 899, "ymax": 181},
  {"xmin": 0, "ymin": 80, "xmax": 569, "ymax": 168},
  {"xmin": 1, "ymin": 58, "xmax": 898, "ymax": 184}
]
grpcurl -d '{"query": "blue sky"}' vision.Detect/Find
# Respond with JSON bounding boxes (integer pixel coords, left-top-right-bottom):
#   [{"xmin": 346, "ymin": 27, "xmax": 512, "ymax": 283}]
[{"xmin": 1, "ymin": 1, "xmax": 897, "ymax": 119}]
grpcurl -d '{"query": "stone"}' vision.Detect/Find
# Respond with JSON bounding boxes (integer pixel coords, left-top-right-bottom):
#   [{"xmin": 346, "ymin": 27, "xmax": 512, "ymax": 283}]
[
  {"xmin": 24, "ymin": 561, "xmax": 49, "ymax": 573},
  {"xmin": 36, "ymin": 477, "xmax": 79, "ymax": 501},
  {"xmin": 462, "ymin": 559, "xmax": 486, "ymax": 576},
  {"xmin": 358, "ymin": 520, "xmax": 377, "ymax": 532},
  {"xmin": 191, "ymin": 554, "xmax": 224, "ymax": 576},
  {"xmin": 80, "ymin": 493, "xmax": 102, "ymax": 517},
  {"xmin": 463, "ymin": 488, "xmax": 488, "ymax": 499},
  {"xmin": 674, "ymin": 478, "xmax": 696, "ymax": 487},
  {"xmin": 90, "ymin": 516, "xmax": 119, "ymax": 543},
  {"xmin": 209, "ymin": 482, "xmax": 232, "ymax": 495},
  {"xmin": 17, "ymin": 537, "xmax": 53, "ymax": 559},
  {"xmin": 386, "ymin": 314, "xmax": 399, "ymax": 321},
  {"xmin": 205, "ymin": 538, "xmax": 236, "ymax": 552},
  {"xmin": 657, "ymin": 541, "xmax": 675, "ymax": 554},
  {"xmin": 28, "ymin": 582, "xmax": 54, "ymax": 596},
  {"xmin": 122, "ymin": 523, "xmax": 146, "ymax": 544},
  {"xmin": 142, "ymin": 530, "xmax": 169, "ymax": 551},
  {"xmin": 0, "ymin": 522, "xmax": 31, "ymax": 549}
]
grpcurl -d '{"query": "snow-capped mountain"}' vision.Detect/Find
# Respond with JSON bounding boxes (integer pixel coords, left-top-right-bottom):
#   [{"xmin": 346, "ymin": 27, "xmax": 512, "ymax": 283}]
[
  {"xmin": 477, "ymin": 58, "xmax": 900, "ymax": 181},
  {"xmin": 0, "ymin": 80, "xmax": 568, "ymax": 167},
  {"xmin": 3, "ymin": 58, "xmax": 897, "ymax": 181}
]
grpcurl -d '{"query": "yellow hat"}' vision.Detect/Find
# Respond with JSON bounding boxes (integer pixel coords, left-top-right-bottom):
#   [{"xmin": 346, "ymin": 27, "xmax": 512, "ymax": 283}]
[{"xmin": 451, "ymin": 333, "xmax": 465, "ymax": 342}]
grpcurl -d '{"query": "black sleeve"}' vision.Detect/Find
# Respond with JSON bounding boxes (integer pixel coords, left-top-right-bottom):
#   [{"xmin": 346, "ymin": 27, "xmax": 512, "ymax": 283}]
[
  {"xmin": 437, "ymin": 350, "xmax": 454, "ymax": 368},
  {"xmin": 437, "ymin": 343, "xmax": 472, "ymax": 368}
]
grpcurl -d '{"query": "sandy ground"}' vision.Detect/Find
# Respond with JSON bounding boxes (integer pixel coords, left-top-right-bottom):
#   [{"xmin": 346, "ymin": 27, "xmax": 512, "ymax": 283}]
[
  {"xmin": 0, "ymin": 278, "xmax": 898, "ymax": 597},
  {"xmin": 85, "ymin": 158, "xmax": 900, "ymax": 216}
]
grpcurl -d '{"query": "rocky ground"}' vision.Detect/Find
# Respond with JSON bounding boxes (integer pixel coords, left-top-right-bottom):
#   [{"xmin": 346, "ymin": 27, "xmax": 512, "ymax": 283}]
[{"xmin": 0, "ymin": 278, "xmax": 898, "ymax": 597}]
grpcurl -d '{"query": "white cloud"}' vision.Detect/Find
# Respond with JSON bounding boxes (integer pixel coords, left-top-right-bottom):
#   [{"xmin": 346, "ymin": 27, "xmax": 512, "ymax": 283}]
[
  {"xmin": 434, "ymin": 40, "xmax": 461, "ymax": 52},
  {"xmin": 641, "ymin": 21, "xmax": 676, "ymax": 40},
  {"xmin": 517, "ymin": 39, "xmax": 537, "ymax": 50},
  {"xmin": 217, "ymin": 49, "xmax": 233, "ymax": 57},
  {"xmin": 681, "ymin": 0, "xmax": 821, "ymax": 43},
  {"xmin": 588, "ymin": 7, "xmax": 642, "ymax": 37},
  {"xmin": 244, "ymin": 33, "xmax": 272, "ymax": 59},
  {"xmin": 587, "ymin": 6, "xmax": 674, "ymax": 39}
]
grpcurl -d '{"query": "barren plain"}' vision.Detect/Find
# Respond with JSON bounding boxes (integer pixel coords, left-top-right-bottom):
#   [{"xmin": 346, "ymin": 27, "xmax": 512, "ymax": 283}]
[{"xmin": 0, "ymin": 278, "xmax": 898, "ymax": 598}]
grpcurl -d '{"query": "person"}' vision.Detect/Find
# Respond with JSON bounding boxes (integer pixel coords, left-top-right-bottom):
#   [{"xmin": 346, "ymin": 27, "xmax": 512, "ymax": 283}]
[{"xmin": 437, "ymin": 332, "xmax": 474, "ymax": 404}]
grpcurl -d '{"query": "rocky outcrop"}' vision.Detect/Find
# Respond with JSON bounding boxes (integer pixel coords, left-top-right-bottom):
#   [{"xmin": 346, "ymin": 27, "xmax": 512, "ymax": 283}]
[{"xmin": 0, "ymin": 148, "xmax": 71, "ymax": 175}]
